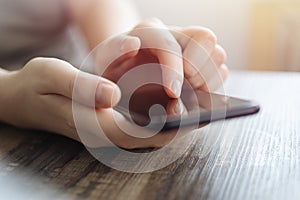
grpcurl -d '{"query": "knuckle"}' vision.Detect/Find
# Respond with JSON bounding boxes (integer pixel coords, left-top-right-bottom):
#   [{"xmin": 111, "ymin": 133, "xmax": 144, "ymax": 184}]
[
  {"xmin": 27, "ymin": 57, "xmax": 45, "ymax": 65},
  {"xmin": 187, "ymin": 27, "xmax": 217, "ymax": 46},
  {"xmin": 201, "ymin": 28, "xmax": 217, "ymax": 45},
  {"xmin": 24, "ymin": 57, "xmax": 45, "ymax": 72},
  {"xmin": 199, "ymin": 27, "xmax": 217, "ymax": 39},
  {"xmin": 212, "ymin": 47, "xmax": 227, "ymax": 65},
  {"xmin": 25, "ymin": 57, "xmax": 52, "ymax": 77},
  {"xmin": 22, "ymin": 57, "xmax": 52, "ymax": 89}
]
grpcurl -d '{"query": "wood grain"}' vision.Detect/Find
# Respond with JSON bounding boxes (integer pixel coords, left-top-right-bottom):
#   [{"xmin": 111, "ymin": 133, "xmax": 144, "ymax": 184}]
[{"xmin": 0, "ymin": 71, "xmax": 299, "ymax": 200}]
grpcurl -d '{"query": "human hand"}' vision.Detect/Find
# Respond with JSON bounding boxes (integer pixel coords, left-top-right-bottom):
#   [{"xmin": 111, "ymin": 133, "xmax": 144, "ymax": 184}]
[
  {"xmin": 0, "ymin": 57, "xmax": 191, "ymax": 149},
  {"xmin": 0, "ymin": 57, "xmax": 121, "ymax": 141},
  {"xmin": 94, "ymin": 18, "xmax": 228, "ymax": 98}
]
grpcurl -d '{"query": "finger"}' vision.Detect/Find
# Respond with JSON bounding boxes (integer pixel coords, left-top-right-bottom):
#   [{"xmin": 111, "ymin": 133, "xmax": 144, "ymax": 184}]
[
  {"xmin": 71, "ymin": 102, "xmax": 193, "ymax": 149},
  {"xmin": 35, "ymin": 58, "xmax": 121, "ymax": 108},
  {"xmin": 61, "ymin": 99, "xmax": 192, "ymax": 149},
  {"xmin": 199, "ymin": 64, "xmax": 229, "ymax": 92},
  {"xmin": 73, "ymin": 70, "xmax": 122, "ymax": 108},
  {"xmin": 166, "ymin": 99, "xmax": 188, "ymax": 116},
  {"xmin": 131, "ymin": 18, "xmax": 184, "ymax": 98},
  {"xmin": 170, "ymin": 27, "xmax": 217, "ymax": 79},
  {"xmin": 98, "ymin": 109, "xmax": 192, "ymax": 149},
  {"xmin": 69, "ymin": 103, "xmax": 177, "ymax": 148},
  {"xmin": 197, "ymin": 45, "xmax": 227, "ymax": 91},
  {"xmin": 95, "ymin": 35, "xmax": 141, "ymax": 75},
  {"xmin": 211, "ymin": 45, "xmax": 227, "ymax": 67},
  {"xmin": 186, "ymin": 45, "xmax": 227, "ymax": 91}
]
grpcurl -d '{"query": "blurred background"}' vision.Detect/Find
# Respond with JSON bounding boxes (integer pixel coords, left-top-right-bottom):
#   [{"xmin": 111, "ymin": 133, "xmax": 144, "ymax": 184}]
[{"xmin": 133, "ymin": 0, "xmax": 300, "ymax": 71}]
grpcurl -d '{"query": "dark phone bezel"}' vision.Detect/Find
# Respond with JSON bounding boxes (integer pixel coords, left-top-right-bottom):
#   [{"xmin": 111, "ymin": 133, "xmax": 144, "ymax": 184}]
[
  {"xmin": 114, "ymin": 93, "xmax": 260, "ymax": 131},
  {"xmin": 156, "ymin": 101, "xmax": 260, "ymax": 131}
]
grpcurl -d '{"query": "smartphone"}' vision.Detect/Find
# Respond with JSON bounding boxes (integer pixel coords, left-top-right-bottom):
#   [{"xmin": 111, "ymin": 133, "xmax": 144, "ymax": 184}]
[{"xmin": 115, "ymin": 84, "xmax": 260, "ymax": 131}]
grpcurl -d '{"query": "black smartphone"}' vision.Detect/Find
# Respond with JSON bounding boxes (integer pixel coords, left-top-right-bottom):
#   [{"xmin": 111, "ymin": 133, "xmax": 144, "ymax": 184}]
[{"xmin": 115, "ymin": 84, "xmax": 260, "ymax": 131}]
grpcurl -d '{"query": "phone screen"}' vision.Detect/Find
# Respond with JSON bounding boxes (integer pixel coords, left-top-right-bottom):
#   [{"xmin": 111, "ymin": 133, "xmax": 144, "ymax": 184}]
[{"xmin": 115, "ymin": 84, "xmax": 259, "ymax": 130}]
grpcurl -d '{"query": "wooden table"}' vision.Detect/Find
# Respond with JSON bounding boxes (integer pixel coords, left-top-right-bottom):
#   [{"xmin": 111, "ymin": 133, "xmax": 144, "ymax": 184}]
[{"xmin": 0, "ymin": 71, "xmax": 300, "ymax": 200}]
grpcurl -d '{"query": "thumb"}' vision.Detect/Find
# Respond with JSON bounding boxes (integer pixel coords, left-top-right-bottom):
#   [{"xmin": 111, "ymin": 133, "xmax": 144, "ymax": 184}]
[{"xmin": 35, "ymin": 58, "xmax": 121, "ymax": 108}]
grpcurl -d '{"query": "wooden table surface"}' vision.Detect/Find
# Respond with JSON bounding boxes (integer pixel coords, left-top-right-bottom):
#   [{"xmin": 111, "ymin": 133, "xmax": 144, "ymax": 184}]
[{"xmin": 0, "ymin": 71, "xmax": 300, "ymax": 200}]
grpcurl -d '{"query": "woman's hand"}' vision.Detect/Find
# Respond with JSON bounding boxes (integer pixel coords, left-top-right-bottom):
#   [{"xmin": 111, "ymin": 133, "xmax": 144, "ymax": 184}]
[
  {"xmin": 95, "ymin": 18, "xmax": 229, "ymax": 98},
  {"xmin": 0, "ymin": 18, "xmax": 229, "ymax": 149},
  {"xmin": 0, "ymin": 57, "xmax": 189, "ymax": 149},
  {"xmin": 0, "ymin": 27, "xmax": 194, "ymax": 149},
  {"xmin": 0, "ymin": 57, "xmax": 121, "ymax": 141}
]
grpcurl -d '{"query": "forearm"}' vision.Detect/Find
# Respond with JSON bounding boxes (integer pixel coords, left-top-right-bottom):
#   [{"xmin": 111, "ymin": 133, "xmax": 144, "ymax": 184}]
[{"xmin": 67, "ymin": 0, "xmax": 140, "ymax": 50}]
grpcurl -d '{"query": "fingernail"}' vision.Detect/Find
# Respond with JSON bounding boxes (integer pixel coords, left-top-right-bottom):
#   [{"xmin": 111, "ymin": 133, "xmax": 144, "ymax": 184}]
[
  {"xmin": 171, "ymin": 80, "xmax": 182, "ymax": 98},
  {"xmin": 96, "ymin": 83, "xmax": 117, "ymax": 107},
  {"xmin": 174, "ymin": 101, "xmax": 184, "ymax": 114},
  {"xmin": 120, "ymin": 37, "xmax": 140, "ymax": 52}
]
